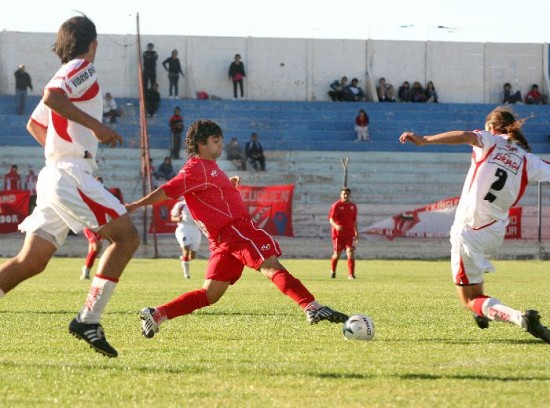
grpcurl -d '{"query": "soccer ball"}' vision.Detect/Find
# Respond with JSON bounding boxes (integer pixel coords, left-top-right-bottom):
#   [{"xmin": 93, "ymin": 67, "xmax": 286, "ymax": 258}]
[{"xmin": 342, "ymin": 314, "xmax": 375, "ymax": 341}]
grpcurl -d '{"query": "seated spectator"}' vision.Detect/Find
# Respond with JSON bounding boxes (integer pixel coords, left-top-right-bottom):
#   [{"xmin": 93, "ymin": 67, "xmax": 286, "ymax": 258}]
[
  {"xmin": 411, "ymin": 81, "xmax": 427, "ymax": 103},
  {"xmin": 225, "ymin": 137, "xmax": 246, "ymax": 170},
  {"xmin": 157, "ymin": 156, "xmax": 176, "ymax": 180},
  {"xmin": 398, "ymin": 81, "xmax": 411, "ymax": 102},
  {"xmin": 103, "ymin": 92, "xmax": 123, "ymax": 124},
  {"xmin": 376, "ymin": 77, "xmax": 395, "ymax": 102},
  {"xmin": 502, "ymin": 82, "xmax": 522, "ymax": 104},
  {"xmin": 525, "ymin": 84, "xmax": 546, "ymax": 105},
  {"xmin": 354, "ymin": 108, "xmax": 370, "ymax": 142},
  {"xmin": 345, "ymin": 78, "xmax": 367, "ymax": 102},
  {"xmin": 245, "ymin": 132, "xmax": 266, "ymax": 171},
  {"xmin": 328, "ymin": 76, "xmax": 348, "ymax": 101},
  {"xmin": 145, "ymin": 82, "xmax": 161, "ymax": 117},
  {"xmin": 425, "ymin": 81, "xmax": 438, "ymax": 103},
  {"xmin": 3, "ymin": 164, "xmax": 21, "ymax": 191}
]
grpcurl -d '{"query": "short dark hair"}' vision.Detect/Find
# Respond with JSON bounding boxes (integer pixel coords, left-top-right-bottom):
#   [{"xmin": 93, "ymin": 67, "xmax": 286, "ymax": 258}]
[
  {"xmin": 185, "ymin": 120, "xmax": 223, "ymax": 156},
  {"xmin": 341, "ymin": 187, "xmax": 351, "ymax": 194},
  {"xmin": 53, "ymin": 15, "xmax": 97, "ymax": 63}
]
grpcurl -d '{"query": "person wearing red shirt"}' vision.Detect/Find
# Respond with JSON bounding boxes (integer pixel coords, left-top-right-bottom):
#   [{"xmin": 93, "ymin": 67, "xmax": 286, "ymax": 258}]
[
  {"xmin": 525, "ymin": 84, "xmax": 546, "ymax": 105},
  {"xmin": 4, "ymin": 164, "xmax": 22, "ymax": 191},
  {"xmin": 328, "ymin": 188, "xmax": 358, "ymax": 280},
  {"xmin": 126, "ymin": 119, "xmax": 349, "ymax": 339},
  {"xmin": 354, "ymin": 109, "xmax": 370, "ymax": 141}
]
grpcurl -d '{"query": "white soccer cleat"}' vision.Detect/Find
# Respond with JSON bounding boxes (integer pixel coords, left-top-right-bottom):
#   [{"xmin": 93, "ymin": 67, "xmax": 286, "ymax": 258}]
[{"xmin": 139, "ymin": 307, "xmax": 159, "ymax": 339}]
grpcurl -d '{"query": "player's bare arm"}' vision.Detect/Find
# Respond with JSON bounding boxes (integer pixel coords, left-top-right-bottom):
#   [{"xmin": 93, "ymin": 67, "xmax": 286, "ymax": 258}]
[
  {"xmin": 26, "ymin": 119, "xmax": 47, "ymax": 146},
  {"xmin": 230, "ymin": 175, "xmax": 241, "ymax": 187},
  {"xmin": 126, "ymin": 187, "xmax": 170, "ymax": 213},
  {"xmin": 43, "ymin": 89, "xmax": 123, "ymax": 148},
  {"xmin": 399, "ymin": 130, "xmax": 481, "ymax": 147}
]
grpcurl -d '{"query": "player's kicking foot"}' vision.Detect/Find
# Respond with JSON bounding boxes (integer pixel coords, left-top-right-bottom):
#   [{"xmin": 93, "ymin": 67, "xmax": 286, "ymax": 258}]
[
  {"xmin": 306, "ymin": 305, "xmax": 348, "ymax": 325},
  {"xmin": 69, "ymin": 316, "xmax": 118, "ymax": 357},
  {"xmin": 329, "ymin": 272, "xmax": 336, "ymax": 279},
  {"xmin": 523, "ymin": 310, "xmax": 550, "ymax": 344},
  {"xmin": 140, "ymin": 307, "xmax": 159, "ymax": 338},
  {"xmin": 473, "ymin": 313, "xmax": 489, "ymax": 329}
]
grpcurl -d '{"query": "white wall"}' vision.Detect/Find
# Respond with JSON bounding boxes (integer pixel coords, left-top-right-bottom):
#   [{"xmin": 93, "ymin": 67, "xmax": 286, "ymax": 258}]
[{"xmin": 0, "ymin": 30, "xmax": 546, "ymax": 103}]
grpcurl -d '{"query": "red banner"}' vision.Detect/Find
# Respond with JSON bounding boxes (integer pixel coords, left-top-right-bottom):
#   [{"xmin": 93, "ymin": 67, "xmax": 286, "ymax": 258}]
[
  {"xmin": 0, "ymin": 190, "xmax": 30, "ymax": 233},
  {"xmin": 149, "ymin": 185, "xmax": 295, "ymax": 236},
  {"xmin": 149, "ymin": 198, "xmax": 179, "ymax": 234},
  {"xmin": 238, "ymin": 184, "xmax": 294, "ymax": 236}
]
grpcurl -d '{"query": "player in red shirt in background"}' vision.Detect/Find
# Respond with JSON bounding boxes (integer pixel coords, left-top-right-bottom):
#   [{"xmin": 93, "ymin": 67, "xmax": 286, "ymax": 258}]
[
  {"xmin": 328, "ymin": 187, "xmax": 358, "ymax": 280},
  {"xmin": 3, "ymin": 164, "xmax": 22, "ymax": 191},
  {"xmin": 126, "ymin": 119, "xmax": 349, "ymax": 339}
]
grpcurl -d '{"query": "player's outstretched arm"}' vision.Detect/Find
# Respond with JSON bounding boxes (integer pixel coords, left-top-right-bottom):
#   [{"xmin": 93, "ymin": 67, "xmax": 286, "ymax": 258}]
[
  {"xmin": 399, "ymin": 130, "xmax": 480, "ymax": 147},
  {"xmin": 126, "ymin": 187, "xmax": 170, "ymax": 213}
]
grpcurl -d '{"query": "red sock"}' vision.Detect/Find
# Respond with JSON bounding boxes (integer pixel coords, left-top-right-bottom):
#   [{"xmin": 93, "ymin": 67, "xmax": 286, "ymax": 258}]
[
  {"xmin": 330, "ymin": 257, "xmax": 338, "ymax": 272},
  {"xmin": 160, "ymin": 289, "xmax": 210, "ymax": 319},
  {"xmin": 85, "ymin": 250, "xmax": 98, "ymax": 268},
  {"xmin": 473, "ymin": 295, "xmax": 490, "ymax": 316},
  {"xmin": 182, "ymin": 256, "xmax": 189, "ymax": 262},
  {"xmin": 347, "ymin": 258, "xmax": 355, "ymax": 276},
  {"xmin": 271, "ymin": 270, "xmax": 315, "ymax": 309}
]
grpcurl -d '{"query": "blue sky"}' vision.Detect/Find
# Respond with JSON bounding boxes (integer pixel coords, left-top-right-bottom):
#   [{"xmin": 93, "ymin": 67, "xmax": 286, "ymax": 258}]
[{"xmin": 2, "ymin": 0, "xmax": 549, "ymax": 43}]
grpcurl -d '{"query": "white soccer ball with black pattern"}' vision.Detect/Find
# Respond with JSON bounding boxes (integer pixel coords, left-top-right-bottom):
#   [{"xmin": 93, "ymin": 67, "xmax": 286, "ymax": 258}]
[{"xmin": 342, "ymin": 314, "xmax": 375, "ymax": 341}]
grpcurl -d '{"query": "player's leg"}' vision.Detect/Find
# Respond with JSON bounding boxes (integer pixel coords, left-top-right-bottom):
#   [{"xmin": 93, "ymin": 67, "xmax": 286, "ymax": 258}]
[
  {"xmin": 330, "ymin": 237, "xmax": 342, "ymax": 278},
  {"xmin": 0, "ymin": 233, "xmax": 56, "ymax": 296},
  {"xmin": 182, "ymin": 245, "xmax": 192, "ymax": 279},
  {"xmin": 82, "ymin": 234, "xmax": 102, "ymax": 280},
  {"xmin": 345, "ymin": 245, "xmax": 356, "ymax": 279}
]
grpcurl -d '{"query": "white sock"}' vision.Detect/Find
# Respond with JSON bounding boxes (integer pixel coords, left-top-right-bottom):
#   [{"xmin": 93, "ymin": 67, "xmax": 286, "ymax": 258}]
[
  {"xmin": 305, "ymin": 300, "xmax": 321, "ymax": 311},
  {"xmin": 79, "ymin": 276, "xmax": 117, "ymax": 324},
  {"xmin": 0, "ymin": 288, "xmax": 4, "ymax": 298},
  {"xmin": 481, "ymin": 297, "xmax": 526, "ymax": 329},
  {"xmin": 183, "ymin": 261, "xmax": 190, "ymax": 277}
]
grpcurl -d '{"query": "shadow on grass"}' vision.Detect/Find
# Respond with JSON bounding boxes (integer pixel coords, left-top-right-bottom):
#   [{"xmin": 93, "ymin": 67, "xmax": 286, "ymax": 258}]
[{"xmin": 399, "ymin": 372, "xmax": 550, "ymax": 382}]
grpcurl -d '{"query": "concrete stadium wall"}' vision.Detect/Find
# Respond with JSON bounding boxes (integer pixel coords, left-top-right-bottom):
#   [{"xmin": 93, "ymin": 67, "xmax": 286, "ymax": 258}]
[{"xmin": 0, "ymin": 31, "xmax": 547, "ymax": 103}]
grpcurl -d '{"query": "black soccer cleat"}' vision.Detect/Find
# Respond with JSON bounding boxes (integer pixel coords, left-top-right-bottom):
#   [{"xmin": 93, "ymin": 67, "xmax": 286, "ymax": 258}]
[
  {"xmin": 523, "ymin": 310, "xmax": 550, "ymax": 344},
  {"xmin": 473, "ymin": 313, "xmax": 490, "ymax": 329},
  {"xmin": 69, "ymin": 317, "xmax": 118, "ymax": 357},
  {"xmin": 306, "ymin": 305, "xmax": 349, "ymax": 325}
]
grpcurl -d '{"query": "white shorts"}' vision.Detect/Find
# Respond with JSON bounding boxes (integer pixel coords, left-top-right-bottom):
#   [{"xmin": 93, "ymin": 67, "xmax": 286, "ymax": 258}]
[
  {"xmin": 18, "ymin": 161, "xmax": 126, "ymax": 248},
  {"xmin": 450, "ymin": 220, "xmax": 506, "ymax": 285},
  {"xmin": 175, "ymin": 224, "xmax": 202, "ymax": 251}
]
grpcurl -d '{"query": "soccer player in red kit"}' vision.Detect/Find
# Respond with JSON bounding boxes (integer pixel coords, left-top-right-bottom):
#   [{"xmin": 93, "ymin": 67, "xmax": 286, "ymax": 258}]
[
  {"xmin": 328, "ymin": 187, "xmax": 358, "ymax": 279},
  {"xmin": 126, "ymin": 120, "xmax": 349, "ymax": 338}
]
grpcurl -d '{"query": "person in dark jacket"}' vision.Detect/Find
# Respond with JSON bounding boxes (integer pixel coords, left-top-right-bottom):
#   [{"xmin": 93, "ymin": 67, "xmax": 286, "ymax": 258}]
[{"xmin": 228, "ymin": 54, "xmax": 246, "ymax": 99}]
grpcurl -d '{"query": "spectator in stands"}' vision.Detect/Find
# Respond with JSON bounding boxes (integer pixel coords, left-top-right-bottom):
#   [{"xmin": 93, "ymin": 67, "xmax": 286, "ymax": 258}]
[
  {"xmin": 525, "ymin": 84, "xmax": 546, "ymax": 105},
  {"xmin": 328, "ymin": 76, "xmax": 348, "ymax": 101},
  {"xmin": 24, "ymin": 167, "xmax": 38, "ymax": 212},
  {"xmin": 142, "ymin": 43, "xmax": 158, "ymax": 90},
  {"xmin": 169, "ymin": 107, "xmax": 184, "ymax": 160},
  {"xmin": 14, "ymin": 64, "xmax": 33, "ymax": 115},
  {"xmin": 245, "ymin": 132, "xmax": 266, "ymax": 171},
  {"xmin": 376, "ymin": 77, "xmax": 396, "ymax": 102},
  {"xmin": 398, "ymin": 81, "xmax": 411, "ymax": 102},
  {"xmin": 425, "ymin": 81, "xmax": 439, "ymax": 103},
  {"xmin": 4, "ymin": 164, "xmax": 21, "ymax": 191},
  {"xmin": 145, "ymin": 82, "xmax": 161, "ymax": 117},
  {"xmin": 228, "ymin": 53, "xmax": 246, "ymax": 99},
  {"xmin": 158, "ymin": 157, "xmax": 176, "ymax": 180},
  {"xmin": 502, "ymin": 82, "xmax": 522, "ymax": 104},
  {"xmin": 102, "ymin": 92, "xmax": 122, "ymax": 124},
  {"xmin": 226, "ymin": 137, "xmax": 246, "ymax": 170},
  {"xmin": 345, "ymin": 78, "xmax": 367, "ymax": 102},
  {"xmin": 354, "ymin": 108, "xmax": 370, "ymax": 142},
  {"xmin": 162, "ymin": 49, "xmax": 185, "ymax": 99},
  {"xmin": 411, "ymin": 81, "xmax": 427, "ymax": 103}
]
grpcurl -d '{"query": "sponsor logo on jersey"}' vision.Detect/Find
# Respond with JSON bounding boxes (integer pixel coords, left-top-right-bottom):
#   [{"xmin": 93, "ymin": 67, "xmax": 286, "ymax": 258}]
[
  {"xmin": 210, "ymin": 170, "xmax": 218, "ymax": 177},
  {"xmin": 261, "ymin": 244, "xmax": 271, "ymax": 251},
  {"xmin": 489, "ymin": 147, "xmax": 522, "ymax": 175}
]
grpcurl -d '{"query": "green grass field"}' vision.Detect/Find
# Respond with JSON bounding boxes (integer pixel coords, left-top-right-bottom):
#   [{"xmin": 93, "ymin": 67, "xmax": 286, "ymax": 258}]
[{"xmin": 0, "ymin": 258, "xmax": 549, "ymax": 407}]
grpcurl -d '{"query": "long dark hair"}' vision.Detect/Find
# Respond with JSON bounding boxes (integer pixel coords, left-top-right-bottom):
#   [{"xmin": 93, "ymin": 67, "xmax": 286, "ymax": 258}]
[
  {"xmin": 185, "ymin": 120, "xmax": 223, "ymax": 156},
  {"xmin": 53, "ymin": 15, "xmax": 97, "ymax": 64},
  {"xmin": 485, "ymin": 106, "xmax": 531, "ymax": 152}
]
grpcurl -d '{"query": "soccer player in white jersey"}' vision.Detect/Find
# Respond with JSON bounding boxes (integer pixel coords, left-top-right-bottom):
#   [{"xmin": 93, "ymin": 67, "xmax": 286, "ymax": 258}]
[
  {"xmin": 399, "ymin": 106, "xmax": 550, "ymax": 344},
  {"xmin": 170, "ymin": 198, "xmax": 202, "ymax": 279},
  {"xmin": 0, "ymin": 15, "xmax": 140, "ymax": 357}
]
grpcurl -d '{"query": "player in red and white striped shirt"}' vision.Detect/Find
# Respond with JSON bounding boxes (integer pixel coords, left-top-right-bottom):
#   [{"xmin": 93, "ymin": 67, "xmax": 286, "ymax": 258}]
[
  {"xmin": 127, "ymin": 120, "xmax": 349, "ymax": 339},
  {"xmin": 400, "ymin": 106, "xmax": 550, "ymax": 344}
]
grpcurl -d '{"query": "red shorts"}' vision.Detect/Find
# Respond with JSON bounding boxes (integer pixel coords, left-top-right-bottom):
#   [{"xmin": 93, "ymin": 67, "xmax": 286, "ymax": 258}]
[
  {"xmin": 205, "ymin": 217, "xmax": 282, "ymax": 284},
  {"xmin": 83, "ymin": 227, "xmax": 102, "ymax": 244},
  {"xmin": 332, "ymin": 235, "xmax": 356, "ymax": 252}
]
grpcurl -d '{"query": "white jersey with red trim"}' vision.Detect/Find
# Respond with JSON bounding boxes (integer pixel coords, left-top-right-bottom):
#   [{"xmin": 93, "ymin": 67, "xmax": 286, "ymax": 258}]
[
  {"xmin": 170, "ymin": 199, "xmax": 196, "ymax": 226},
  {"xmin": 455, "ymin": 130, "xmax": 550, "ymax": 229},
  {"xmin": 30, "ymin": 58, "xmax": 102, "ymax": 169}
]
